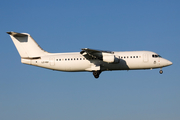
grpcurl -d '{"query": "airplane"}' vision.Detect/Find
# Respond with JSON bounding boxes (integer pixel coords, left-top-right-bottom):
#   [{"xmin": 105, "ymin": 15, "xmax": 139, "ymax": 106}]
[{"xmin": 7, "ymin": 31, "xmax": 173, "ymax": 78}]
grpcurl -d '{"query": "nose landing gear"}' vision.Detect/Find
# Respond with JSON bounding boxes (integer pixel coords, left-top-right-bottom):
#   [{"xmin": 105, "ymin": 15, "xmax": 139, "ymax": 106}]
[
  {"xmin": 93, "ymin": 71, "xmax": 102, "ymax": 78},
  {"xmin": 159, "ymin": 68, "xmax": 163, "ymax": 74}
]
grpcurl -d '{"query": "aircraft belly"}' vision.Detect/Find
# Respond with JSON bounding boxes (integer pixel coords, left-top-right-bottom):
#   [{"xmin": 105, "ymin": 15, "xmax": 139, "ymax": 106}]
[
  {"xmin": 125, "ymin": 59, "xmax": 153, "ymax": 70},
  {"xmin": 101, "ymin": 60, "xmax": 148, "ymax": 71}
]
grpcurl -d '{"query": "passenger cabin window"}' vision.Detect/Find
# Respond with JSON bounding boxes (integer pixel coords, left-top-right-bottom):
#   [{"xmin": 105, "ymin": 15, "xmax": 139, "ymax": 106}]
[{"xmin": 120, "ymin": 56, "xmax": 141, "ymax": 59}]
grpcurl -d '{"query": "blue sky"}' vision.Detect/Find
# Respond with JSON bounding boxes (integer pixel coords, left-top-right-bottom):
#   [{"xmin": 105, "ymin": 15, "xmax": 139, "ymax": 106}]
[{"xmin": 0, "ymin": 0, "xmax": 180, "ymax": 120}]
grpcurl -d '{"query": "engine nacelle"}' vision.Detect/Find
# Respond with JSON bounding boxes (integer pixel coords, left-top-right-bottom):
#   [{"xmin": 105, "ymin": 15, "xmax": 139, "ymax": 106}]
[{"xmin": 102, "ymin": 53, "xmax": 119, "ymax": 63}]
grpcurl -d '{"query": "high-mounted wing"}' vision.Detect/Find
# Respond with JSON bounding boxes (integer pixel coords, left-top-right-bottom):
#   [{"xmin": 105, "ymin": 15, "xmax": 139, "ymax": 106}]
[
  {"xmin": 81, "ymin": 48, "xmax": 114, "ymax": 54},
  {"xmin": 80, "ymin": 48, "xmax": 114, "ymax": 59},
  {"xmin": 80, "ymin": 48, "xmax": 119, "ymax": 63}
]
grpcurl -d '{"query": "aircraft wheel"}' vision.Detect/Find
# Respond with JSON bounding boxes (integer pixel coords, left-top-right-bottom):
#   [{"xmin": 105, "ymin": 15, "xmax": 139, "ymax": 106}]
[
  {"xmin": 93, "ymin": 71, "xmax": 98, "ymax": 76},
  {"xmin": 94, "ymin": 75, "xmax": 99, "ymax": 78},
  {"xmin": 93, "ymin": 71, "xmax": 101, "ymax": 78},
  {"xmin": 159, "ymin": 70, "xmax": 163, "ymax": 74}
]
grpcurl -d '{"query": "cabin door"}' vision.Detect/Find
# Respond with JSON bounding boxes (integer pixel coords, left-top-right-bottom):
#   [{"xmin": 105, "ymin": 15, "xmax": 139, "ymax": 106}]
[{"xmin": 143, "ymin": 54, "xmax": 149, "ymax": 63}]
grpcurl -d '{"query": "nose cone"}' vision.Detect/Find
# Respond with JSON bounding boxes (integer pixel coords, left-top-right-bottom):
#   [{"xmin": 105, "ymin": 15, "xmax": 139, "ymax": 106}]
[
  {"xmin": 161, "ymin": 59, "xmax": 173, "ymax": 67},
  {"xmin": 167, "ymin": 60, "xmax": 173, "ymax": 66}
]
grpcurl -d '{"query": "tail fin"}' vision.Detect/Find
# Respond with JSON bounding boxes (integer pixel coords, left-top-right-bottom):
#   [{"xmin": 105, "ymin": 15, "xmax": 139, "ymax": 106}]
[{"xmin": 7, "ymin": 32, "xmax": 48, "ymax": 58}]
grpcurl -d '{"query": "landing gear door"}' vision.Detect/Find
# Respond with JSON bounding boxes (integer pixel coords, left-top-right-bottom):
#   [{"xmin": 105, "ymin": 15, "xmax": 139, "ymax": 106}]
[{"xmin": 143, "ymin": 54, "xmax": 149, "ymax": 63}]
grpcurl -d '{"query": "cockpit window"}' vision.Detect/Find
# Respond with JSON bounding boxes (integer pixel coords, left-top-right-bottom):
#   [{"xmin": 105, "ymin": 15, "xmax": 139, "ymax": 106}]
[
  {"xmin": 152, "ymin": 54, "xmax": 162, "ymax": 58},
  {"xmin": 158, "ymin": 55, "xmax": 162, "ymax": 57}
]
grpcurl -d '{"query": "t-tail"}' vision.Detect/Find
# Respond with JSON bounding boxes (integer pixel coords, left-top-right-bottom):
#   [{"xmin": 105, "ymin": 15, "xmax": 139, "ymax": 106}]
[
  {"xmin": 7, "ymin": 31, "xmax": 49, "ymax": 58},
  {"xmin": 7, "ymin": 31, "xmax": 173, "ymax": 79}
]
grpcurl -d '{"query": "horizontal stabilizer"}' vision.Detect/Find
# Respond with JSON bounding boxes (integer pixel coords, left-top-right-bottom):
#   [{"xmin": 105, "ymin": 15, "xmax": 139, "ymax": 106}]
[
  {"xmin": 7, "ymin": 32, "xmax": 28, "ymax": 37},
  {"xmin": 7, "ymin": 31, "xmax": 48, "ymax": 58}
]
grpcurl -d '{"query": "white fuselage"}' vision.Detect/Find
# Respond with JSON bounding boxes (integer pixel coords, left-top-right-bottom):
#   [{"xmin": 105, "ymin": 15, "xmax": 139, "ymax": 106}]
[
  {"xmin": 21, "ymin": 51, "xmax": 172, "ymax": 72},
  {"xmin": 7, "ymin": 31, "xmax": 172, "ymax": 78}
]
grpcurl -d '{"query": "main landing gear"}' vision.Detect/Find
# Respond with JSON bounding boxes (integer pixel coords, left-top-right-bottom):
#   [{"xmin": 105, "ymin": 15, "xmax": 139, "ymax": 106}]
[
  {"xmin": 93, "ymin": 71, "xmax": 102, "ymax": 78},
  {"xmin": 159, "ymin": 68, "xmax": 163, "ymax": 74}
]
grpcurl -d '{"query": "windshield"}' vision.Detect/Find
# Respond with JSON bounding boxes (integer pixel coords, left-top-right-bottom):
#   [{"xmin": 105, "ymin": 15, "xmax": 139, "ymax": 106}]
[{"xmin": 152, "ymin": 54, "xmax": 162, "ymax": 58}]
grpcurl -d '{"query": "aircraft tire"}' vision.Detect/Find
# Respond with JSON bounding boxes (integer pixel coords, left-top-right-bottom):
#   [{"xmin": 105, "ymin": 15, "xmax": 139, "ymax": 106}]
[
  {"xmin": 159, "ymin": 70, "xmax": 163, "ymax": 74},
  {"xmin": 93, "ymin": 71, "xmax": 101, "ymax": 78}
]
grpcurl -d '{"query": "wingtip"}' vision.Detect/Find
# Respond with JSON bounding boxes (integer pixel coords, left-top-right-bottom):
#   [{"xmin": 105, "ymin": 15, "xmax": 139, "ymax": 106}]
[{"xmin": 81, "ymin": 48, "xmax": 88, "ymax": 50}]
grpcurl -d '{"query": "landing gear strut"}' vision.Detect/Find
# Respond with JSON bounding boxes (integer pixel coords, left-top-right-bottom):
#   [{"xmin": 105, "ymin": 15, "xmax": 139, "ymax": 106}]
[
  {"xmin": 93, "ymin": 71, "xmax": 101, "ymax": 78},
  {"xmin": 159, "ymin": 68, "xmax": 163, "ymax": 74}
]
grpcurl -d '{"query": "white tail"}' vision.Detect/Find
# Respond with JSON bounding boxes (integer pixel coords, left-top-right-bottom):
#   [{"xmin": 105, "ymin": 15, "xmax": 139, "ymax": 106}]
[{"xmin": 7, "ymin": 32, "xmax": 48, "ymax": 58}]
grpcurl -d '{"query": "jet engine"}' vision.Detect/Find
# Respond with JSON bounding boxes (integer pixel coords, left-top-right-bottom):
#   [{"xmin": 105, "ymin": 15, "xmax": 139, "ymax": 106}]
[{"xmin": 102, "ymin": 53, "xmax": 119, "ymax": 63}]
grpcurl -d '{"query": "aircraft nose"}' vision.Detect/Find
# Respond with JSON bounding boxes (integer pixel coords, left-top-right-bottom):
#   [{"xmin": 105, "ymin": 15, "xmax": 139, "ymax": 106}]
[
  {"xmin": 161, "ymin": 59, "xmax": 173, "ymax": 67},
  {"xmin": 164, "ymin": 59, "xmax": 173, "ymax": 66},
  {"xmin": 167, "ymin": 60, "xmax": 173, "ymax": 66}
]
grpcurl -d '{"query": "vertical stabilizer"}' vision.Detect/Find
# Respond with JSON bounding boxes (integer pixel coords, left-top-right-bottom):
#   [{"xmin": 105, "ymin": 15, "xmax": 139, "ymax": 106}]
[{"xmin": 7, "ymin": 32, "xmax": 48, "ymax": 58}]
